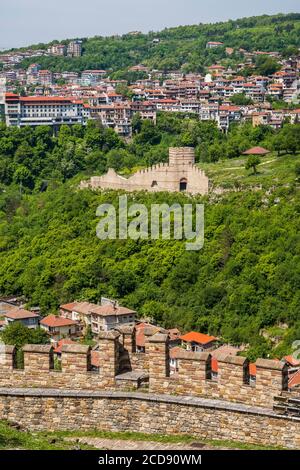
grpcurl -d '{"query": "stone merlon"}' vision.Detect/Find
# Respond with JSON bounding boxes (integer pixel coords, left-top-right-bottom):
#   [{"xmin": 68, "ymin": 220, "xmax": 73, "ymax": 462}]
[
  {"xmin": 61, "ymin": 344, "xmax": 91, "ymax": 354},
  {"xmin": 256, "ymin": 359, "xmax": 286, "ymax": 370},
  {"xmin": 218, "ymin": 354, "xmax": 249, "ymax": 366},
  {"xmin": 22, "ymin": 344, "xmax": 53, "ymax": 354},
  {"xmin": 148, "ymin": 333, "xmax": 169, "ymax": 343},
  {"xmin": 98, "ymin": 331, "xmax": 120, "ymax": 341},
  {"xmin": 175, "ymin": 350, "xmax": 211, "ymax": 362}
]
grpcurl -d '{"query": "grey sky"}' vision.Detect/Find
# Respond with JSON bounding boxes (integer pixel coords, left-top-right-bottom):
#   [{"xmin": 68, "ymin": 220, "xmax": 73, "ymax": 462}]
[{"xmin": 0, "ymin": 0, "xmax": 299, "ymax": 49}]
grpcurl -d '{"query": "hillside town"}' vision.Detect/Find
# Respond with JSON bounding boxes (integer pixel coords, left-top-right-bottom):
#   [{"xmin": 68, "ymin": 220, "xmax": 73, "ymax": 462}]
[
  {"xmin": 0, "ymin": 43, "xmax": 300, "ymax": 135},
  {"xmin": 1, "ymin": 296, "xmax": 300, "ymax": 391}
]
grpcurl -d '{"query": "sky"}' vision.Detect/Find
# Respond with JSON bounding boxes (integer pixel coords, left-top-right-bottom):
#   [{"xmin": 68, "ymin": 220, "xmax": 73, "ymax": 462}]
[{"xmin": 0, "ymin": 0, "xmax": 299, "ymax": 49}]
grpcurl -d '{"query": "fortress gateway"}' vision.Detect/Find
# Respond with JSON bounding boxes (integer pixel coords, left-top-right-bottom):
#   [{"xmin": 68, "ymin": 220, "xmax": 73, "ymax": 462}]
[{"xmin": 81, "ymin": 147, "xmax": 209, "ymax": 195}]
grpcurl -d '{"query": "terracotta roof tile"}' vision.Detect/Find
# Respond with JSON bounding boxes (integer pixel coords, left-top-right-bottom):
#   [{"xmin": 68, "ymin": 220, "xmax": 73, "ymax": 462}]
[
  {"xmin": 289, "ymin": 369, "xmax": 300, "ymax": 388},
  {"xmin": 249, "ymin": 363, "xmax": 257, "ymax": 376},
  {"xmin": 40, "ymin": 314, "xmax": 78, "ymax": 328},
  {"xmin": 4, "ymin": 309, "xmax": 39, "ymax": 320},
  {"xmin": 180, "ymin": 332, "xmax": 217, "ymax": 345},
  {"xmin": 283, "ymin": 355, "xmax": 300, "ymax": 367},
  {"xmin": 242, "ymin": 146, "xmax": 270, "ymax": 155}
]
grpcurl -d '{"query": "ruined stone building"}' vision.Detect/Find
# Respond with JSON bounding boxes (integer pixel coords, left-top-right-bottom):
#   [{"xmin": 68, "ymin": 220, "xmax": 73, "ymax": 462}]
[{"xmin": 80, "ymin": 147, "xmax": 209, "ymax": 195}]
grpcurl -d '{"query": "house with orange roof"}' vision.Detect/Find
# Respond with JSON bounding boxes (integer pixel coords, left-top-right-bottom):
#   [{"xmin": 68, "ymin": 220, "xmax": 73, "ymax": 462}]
[
  {"xmin": 283, "ymin": 355, "xmax": 300, "ymax": 368},
  {"xmin": 40, "ymin": 314, "xmax": 80, "ymax": 341},
  {"xmin": 180, "ymin": 331, "xmax": 217, "ymax": 352}
]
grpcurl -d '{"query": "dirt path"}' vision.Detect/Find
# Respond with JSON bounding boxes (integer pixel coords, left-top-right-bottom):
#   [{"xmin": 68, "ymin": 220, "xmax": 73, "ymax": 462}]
[
  {"xmin": 216, "ymin": 158, "xmax": 277, "ymax": 171},
  {"xmin": 66, "ymin": 437, "xmax": 236, "ymax": 450}
]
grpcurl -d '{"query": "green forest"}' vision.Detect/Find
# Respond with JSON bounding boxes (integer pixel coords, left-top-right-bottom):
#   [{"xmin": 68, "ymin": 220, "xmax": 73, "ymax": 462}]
[
  {"xmin": 13, "ymin": 13, "xmax": 300, "ymax": 74},
  {"xmin": 0, "ymin": 113, "xmax": 300, "ymax": 360}
]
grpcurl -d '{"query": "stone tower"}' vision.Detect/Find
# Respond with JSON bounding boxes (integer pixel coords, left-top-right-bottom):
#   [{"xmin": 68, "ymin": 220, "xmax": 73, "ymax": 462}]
[
  {"xmin": 168, "ymin": 147, "xmax": 195, "ymax": 166},
  {"xmin": 81, "ymin": 147, "xmax": 209, "ymax": 195}
]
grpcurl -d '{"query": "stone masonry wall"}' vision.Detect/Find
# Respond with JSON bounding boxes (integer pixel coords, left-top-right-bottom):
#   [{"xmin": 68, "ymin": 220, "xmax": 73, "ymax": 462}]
[
  {"xmin": 80, "ymin": 147, "xmax": 209, "ymax": 195},
  {"xmin": 147, "ymin": 333, "xmax": 291, "ymax": 409},
  {"xmin": 0, "ymin": 389, "xmax": 299, "ymax": 449},
  {"xmin": 0, "ymin": 329, "xmax": 296, "ymax": 410}
]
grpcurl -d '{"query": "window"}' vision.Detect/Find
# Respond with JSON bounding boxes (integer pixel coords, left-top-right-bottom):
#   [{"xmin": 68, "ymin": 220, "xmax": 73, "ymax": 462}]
[{"xmin": 151, "ymin": 180, "xmax": 158, "ymax": 187}]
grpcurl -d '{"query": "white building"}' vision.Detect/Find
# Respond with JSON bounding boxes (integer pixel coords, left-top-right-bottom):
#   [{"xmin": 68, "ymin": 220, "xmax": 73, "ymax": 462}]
[
  {"xmin": 60, "ymin": 298, "xmax": 136, "ymax": 335},
  {"xmin": 0, "ymin": 77, "xmax": 5, "ymax": 121},
  {"xmin": 4, "ymin": 93, "xmax": 85, "ymax": 128},
  {"xmin": 67, "ymin": 40, "xmax": 82, "ymax": 57},
  {"xmin": 40, "ymin": 314, "xmax": 80, "ymax": 342}
]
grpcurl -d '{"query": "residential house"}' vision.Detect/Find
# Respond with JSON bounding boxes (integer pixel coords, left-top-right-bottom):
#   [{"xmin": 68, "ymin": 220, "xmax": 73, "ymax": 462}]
[
  {"xmin": 60, "ymin": 298, "xmax": 136, "ymax": 335},
  {"xmin": 206, "ymin": 42, "xmax": 224, "ymax": 49},
  {"xmin": 180, "ymin": 332, "xmax": 217, "ymax": 352},
  {"xmin": 3, "ymin": 308, "xmax": 40, "ymax": 329},
  {"xmin": 40, "ymin": 314, "xmax": 80, "ymax": 341}
]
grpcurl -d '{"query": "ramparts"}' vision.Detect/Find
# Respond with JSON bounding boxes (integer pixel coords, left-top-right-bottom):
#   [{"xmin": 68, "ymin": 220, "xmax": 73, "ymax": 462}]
[
  {"xmin": 0, "ymin": 327, "xmax": 297, "ymax": 409},
  {"xmin": 0, "ymin": 327, "xmax": 299, "ymax": 448},
  {"xmin": 80, "ymin": 147, "xmax": 209, "ymax": 195},
  {"xmin": 0, "ymin": 388, "xmax": 299, "ymax": 449}
]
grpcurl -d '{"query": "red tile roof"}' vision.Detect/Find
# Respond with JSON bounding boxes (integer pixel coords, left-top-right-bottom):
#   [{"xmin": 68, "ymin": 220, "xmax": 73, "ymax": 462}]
[
  {"xmin": 208, "ymin": 65, "xmax": 225, "ymax": 69},
  {"xmin": 219, "ymin": 105, "xmax": 241, "ymax": 112},
  {"xmin": 60, "ymin": 301, "xmax": 135, "ymax": 318},
  {"xmin": 91, "ymin": 350, "xmax": 100, "ymax": 368},
  {"xmin": 289, "ymin": 369, "xmax": 300, "ymax": 389},
  {"xmin": 20, "ymin": 96, "xmax": 72, "ymax": 103},
  {"xmin": 211, "ymin": 357, "xmax": 218, "ymax": 373},
  {"xmin": 249, "ymin": 363, "xmax": 256, "ymax": 376},
  {"xmin": 5, "ymin": 92, "xmax": 19, "ymax": 98},
  {"xmin": 40, "ymin": 314, "xmax": 78, "ymax": 328},
  {"xmin": 4, "ymin": 309, "xmax": 39, "ymax": 320},
  {"xmin": 90, "ymin": 304, "xmax": 136, "ymax": 317},
  {"xmin": 60, "ymin": 302, "xmax": 79, "ymax": 312},
  {"xmin": 180, "ymin": 332, "xmax": 217, "ymax": 345},
  {"xmin": 135, "ymin": 322, "xmax": 160, "ymax": 348},
  {"xmin": 243, "ymin": 146, "xmax": 270, "ymax": 155},
  {"xmin": 283, "ymin": 355, "xmax": 300, "ymax": 367}
]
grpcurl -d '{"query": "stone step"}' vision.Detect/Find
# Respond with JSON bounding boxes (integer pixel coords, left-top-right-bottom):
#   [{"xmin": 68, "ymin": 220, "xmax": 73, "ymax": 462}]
[
  {"xmin": 288, "ymin": 398, "xmax": 300, "ymax": 406},
  {"xmin": 274, "ymin": 396, "xmax": 288, "ymax": 403},
  {"xmin": 273, "ymin": 404, "xmax": 287, "ymax": 413}
]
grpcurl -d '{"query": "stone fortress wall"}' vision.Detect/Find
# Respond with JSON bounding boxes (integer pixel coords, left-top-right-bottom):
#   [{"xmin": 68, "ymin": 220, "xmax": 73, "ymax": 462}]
[
  {"xmin": 80, "ymin": 147, "xmax": 209, "ymax": 195},
  {"xmin": 0, "ymin": 326, "xmax": 299, "ymax": 448}
]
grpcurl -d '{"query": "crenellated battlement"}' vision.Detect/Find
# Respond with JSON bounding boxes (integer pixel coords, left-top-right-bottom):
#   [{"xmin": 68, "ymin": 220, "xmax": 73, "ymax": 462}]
[
  {"xmin": 80, "ymin": 146, "xmax": 209, "ymax": 194},
  {"xmin": 0, "ymin": 327, "xmax": 296, "ymax": 411}
]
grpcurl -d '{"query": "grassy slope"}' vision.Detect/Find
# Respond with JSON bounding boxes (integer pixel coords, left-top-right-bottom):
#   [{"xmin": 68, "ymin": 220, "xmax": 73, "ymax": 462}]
[
  {"xmin": 0, "ymin": 421, "xmax": 93, "ymax": 450},
  {"xmin": 201, "ymin": 152, "xmax": 300, "ymax": 189},
  {"xmin": 0, "ymin": 421, "xmax": 284, "ymax": 450}
]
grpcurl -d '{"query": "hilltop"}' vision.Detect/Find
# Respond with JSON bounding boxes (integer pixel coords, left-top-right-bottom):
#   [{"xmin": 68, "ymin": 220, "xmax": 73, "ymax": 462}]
[{"xmin": 7, "ymin": 13, "xmax": 300, "ymax": 74}]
